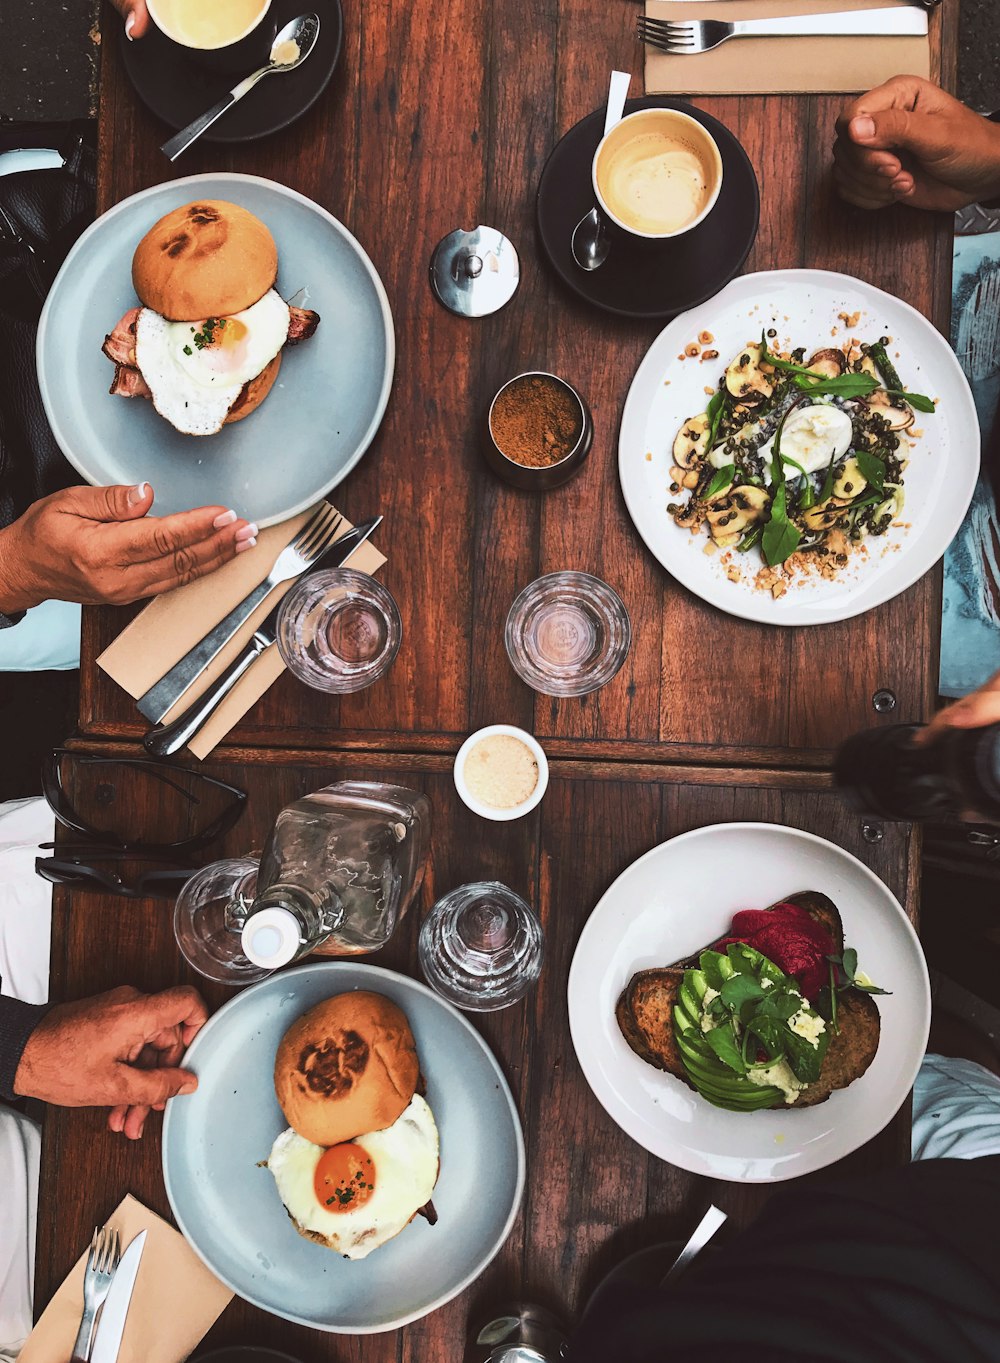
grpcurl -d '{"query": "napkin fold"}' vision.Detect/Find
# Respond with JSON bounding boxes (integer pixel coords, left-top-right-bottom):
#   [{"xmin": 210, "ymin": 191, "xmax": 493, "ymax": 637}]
[
  {"xmin": 20, "ymin": 1194, "xmax": 233, "ymax": 1363},
  {"xmin": 98, "ymin": 504, "xmax": 386, "ymax": 759},
  {"xmin": 644, "ymin": 0, "xmax": 931, "ymax": 96}
]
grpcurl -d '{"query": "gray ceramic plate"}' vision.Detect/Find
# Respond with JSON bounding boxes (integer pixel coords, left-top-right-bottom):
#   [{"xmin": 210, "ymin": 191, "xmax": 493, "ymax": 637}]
[
  {"xmin": 161, "ymin": 962, "xmax": 525, "ymax": 1334},
  {"xmin": 36, "ymin": 174, "xmax": 394, "ymax": 527}
]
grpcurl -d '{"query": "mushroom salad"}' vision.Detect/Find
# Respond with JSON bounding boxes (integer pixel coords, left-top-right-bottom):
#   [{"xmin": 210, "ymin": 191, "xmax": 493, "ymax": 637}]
[{"xmin": 667, "ymin": 333, "xmax": 936, "ymax": 584}]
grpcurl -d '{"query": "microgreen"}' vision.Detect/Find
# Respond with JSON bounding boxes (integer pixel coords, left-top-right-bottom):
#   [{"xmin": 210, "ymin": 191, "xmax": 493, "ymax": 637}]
[
  {"xmin": 706, "ymin": 389, "xmax": 728, "ymax": 447},
  {"xmin": 705, "ymin": 464, "xmax": 735, "ymax": 499},
  {"xmin": 762, "ymin": 481, "xmax": 802, "ymax": 566},
  {"xmin": 855, "ymin": 448, "xmax": 887, "ymax": 493},
  {"xmin": 887, "ymin": 389, "xmax": 936, "ymax": 414}
]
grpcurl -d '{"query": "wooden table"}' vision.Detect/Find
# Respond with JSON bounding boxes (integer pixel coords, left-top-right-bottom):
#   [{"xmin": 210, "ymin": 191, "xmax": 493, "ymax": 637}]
[{"xmin": 37, "ymin": 0, "xmax": 956, "ymax": 1355}]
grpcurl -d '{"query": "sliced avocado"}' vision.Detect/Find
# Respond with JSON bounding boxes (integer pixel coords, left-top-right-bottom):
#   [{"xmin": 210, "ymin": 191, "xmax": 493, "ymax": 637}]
[
  {"xmin": 688, "ymin": 969, "xmax": 710, "ymax": 1003},
  {"xmin": 679, "ymin": 981, "xmax": 702, "ymax": 1025},
  {"xmin": 673, "ymin": 1001, "xmax": 699, "ymax": 1037}
]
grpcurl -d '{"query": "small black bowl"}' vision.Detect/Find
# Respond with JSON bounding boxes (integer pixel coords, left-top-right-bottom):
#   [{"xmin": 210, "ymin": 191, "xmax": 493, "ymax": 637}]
[{"xmin": 484, "ymin": 371, "xmax": 594, "ymax": 492}]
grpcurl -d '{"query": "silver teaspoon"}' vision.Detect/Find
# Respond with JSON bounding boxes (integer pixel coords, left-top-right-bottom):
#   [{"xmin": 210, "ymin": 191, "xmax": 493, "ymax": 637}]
[
  {"xmin": 161, "ymin": 13, "xmax": 321, "ymax": 162},
  {"xmin": 661, "ymin": 1204, "xmax": 728, "ymax": 1284},
  {"xmin": 571, "ymin": 68, "xmax": 630, "ymax": 272}
]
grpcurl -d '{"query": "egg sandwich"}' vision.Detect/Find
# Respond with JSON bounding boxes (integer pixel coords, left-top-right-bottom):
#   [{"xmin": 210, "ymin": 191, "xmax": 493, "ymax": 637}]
[
  {"xmin": 617, "ymin": 892, "xmax": 885, "ymax": 1113},
  {"xmin": 102, "ymin": 200, "xmax": 319, "ymax": 436},
  {"xmin": 267, "ymin": 992, "xmax": 440, "ymax": 1260}
]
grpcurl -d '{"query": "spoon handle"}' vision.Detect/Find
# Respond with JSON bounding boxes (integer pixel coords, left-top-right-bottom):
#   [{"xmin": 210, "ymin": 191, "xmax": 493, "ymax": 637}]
[
  {"xmin": 661, "ymin": 1204, "xmax": 727, "ymax": 1285},
  {"xmin": 604, "ymin": 69, "xmax": 631, "ymax": 136},
  {"xmin": 161, "ymin": 67, "xmax": 270, "ymax": 161}
]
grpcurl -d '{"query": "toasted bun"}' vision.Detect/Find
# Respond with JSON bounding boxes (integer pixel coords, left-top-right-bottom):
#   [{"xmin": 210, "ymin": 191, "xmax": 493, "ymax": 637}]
[
  {"xmin": 275, "ymin": 992, "xmax": 420, "ymax": 1147},
  {"xmin": 132, "ymin": 200, "xmax": 278, "ymax": 321},
  {"xmin": 223, "ymin": 352, "xmax": 282, "ymax": 425}
]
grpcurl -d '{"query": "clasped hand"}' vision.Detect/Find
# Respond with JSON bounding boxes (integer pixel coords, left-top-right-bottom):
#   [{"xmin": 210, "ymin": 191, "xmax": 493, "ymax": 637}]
[{"xmin": 14, "ymin": 985, "xmax": 208, "ymax": 1140}]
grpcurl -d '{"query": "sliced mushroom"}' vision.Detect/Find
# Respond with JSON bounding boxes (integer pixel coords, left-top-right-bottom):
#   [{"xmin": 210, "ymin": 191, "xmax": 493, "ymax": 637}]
[
  {"xmin": 706, "ymin": 485, "xmax": 769, "ymax": 539},
  {"xmin": 801, "ymin": 500, "xmax": 842, "ymax": 532},
  {"xmin": 864, "ymin": 390, "xmax": 915, "ymax": 430},
  {"xmin": 805, "ymin": 348, "xmax": 846, "ymax": 379},
  {"xmin": 725, "ymin": 343, "xmax": 775, "ymax": 401},
  {"xmin": 832, "ymin": 456, "xmax": 867, "ymax": 501},
  {"xmin": 672, "ymin": 412, "xmax": 712, "ymax": 469},
  {"xmin": 674, "ymin": 503, "xmax": 704, "ymax": 530}
]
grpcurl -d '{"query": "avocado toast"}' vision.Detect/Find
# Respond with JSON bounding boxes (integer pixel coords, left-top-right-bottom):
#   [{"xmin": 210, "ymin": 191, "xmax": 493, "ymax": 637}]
[{"xmin": 616, "ymin": 892, "xmax": 884, "ymax": 1112}]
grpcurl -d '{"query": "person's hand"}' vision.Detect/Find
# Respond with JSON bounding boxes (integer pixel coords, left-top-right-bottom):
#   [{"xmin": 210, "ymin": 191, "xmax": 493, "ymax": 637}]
[
  {"xmin": 917, "ymin": 668, "xmax": 1000, "ymax": 746},
  {"xmin": 0, "ymin": 482, "xmax": 257, "ymax": 614},
  {"xmin": 13, "ymin": 985, "xmax": 208, "ymax": 1140},
  {"xmin": 833, "ymin": 76, "xmax": 1000, "ymax": 212},
  {"xmin": 109, "ymin": 0, "xmax": 150, "ymax": 41}
]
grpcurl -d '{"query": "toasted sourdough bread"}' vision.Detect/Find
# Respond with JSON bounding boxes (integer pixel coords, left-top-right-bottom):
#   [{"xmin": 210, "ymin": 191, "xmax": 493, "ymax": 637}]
[{"xmin": 615, "ymin": 891, "xmax": 880, "ymax": 1108}]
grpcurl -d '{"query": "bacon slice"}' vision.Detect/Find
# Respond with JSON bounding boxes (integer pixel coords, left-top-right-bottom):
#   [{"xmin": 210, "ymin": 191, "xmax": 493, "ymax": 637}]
[
  {"xmin": 286, "ymin": 306, "xmax": 320, "ymax": 345},
  {"xmin": 102, "ymin": 307, "xmax": 142, "ymax": 367},
  {"xmin": 109, "ymin": 364, "xmax": 151, "ymax": 399}
]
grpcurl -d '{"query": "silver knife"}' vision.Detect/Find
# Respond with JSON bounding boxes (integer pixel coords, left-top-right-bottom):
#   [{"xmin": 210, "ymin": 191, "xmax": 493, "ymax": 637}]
[
  {"xmin": 137, "ymin": 517, "xmax": 382, "ymax": 723},
  {"xmin": 142, "ymin": 516, "xmax": 382, "ymax": 758},
  {"xmin": 90, "ymin": 1230, "xmax": 146, "ymax": 1363}
]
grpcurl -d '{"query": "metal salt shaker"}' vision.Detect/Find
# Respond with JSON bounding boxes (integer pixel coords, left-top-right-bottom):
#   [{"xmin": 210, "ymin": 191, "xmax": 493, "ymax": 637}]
[{"xmin": 467, "ymin": 1304, "xmax": 570, "ymax": 1363}]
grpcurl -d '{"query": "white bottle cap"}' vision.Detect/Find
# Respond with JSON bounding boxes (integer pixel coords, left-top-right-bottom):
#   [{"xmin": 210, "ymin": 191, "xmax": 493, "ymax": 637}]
[{"xmin": 241, "ymin": 907, "xmax": 301, "ymax": 969}]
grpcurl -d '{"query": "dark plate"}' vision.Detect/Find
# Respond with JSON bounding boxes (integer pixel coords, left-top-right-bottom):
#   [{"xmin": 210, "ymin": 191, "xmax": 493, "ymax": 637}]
[
  {"xmin": 120, "ymin": 0, "xmax": 343, "ymax": 145},
  {"xmin": 536, "ymin": 96, "xmax": 759, "ymax": 321}
]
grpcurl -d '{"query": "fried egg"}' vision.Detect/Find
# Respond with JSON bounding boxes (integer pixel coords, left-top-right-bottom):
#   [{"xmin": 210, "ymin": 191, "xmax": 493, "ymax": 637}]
[
  {"xmin": 267, "ymin": 1093, "xmax": 440, "ymax": 1260},
  {"xmin": 134, "ymin": 289, "xmax": 290, "ymax": 436}
]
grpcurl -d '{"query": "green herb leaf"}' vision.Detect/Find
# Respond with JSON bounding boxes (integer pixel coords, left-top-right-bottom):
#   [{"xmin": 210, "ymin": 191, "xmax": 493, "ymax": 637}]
[
  {"xmin": 887, "ymin": 388, "xmax": 936, "ymax": 414},
  {"xmin": 699, "ymin": 950, "xmax": 728, "ymax": 992},
  {"xmin": 842, "ymin": 947, "xmax": 858, "ymax": 980},
  {"xmin": 792, "ymin": 372, "xmax": 880, "ymax": 400},
  {"xmin": 854, "ymin": 982, "xmax": 893, "ymax": 996},
  {"xmin": 720, "ymin": 975, "xmax": 768, "ymax": 1011},
  {"xmin": 855, "ymin": 449, "xmax": 886, "ymax": 492},
  {"xmin": 706, "ymin": 389, "xmax": 727, "ymax": 446},
  {"xmin": 784, "ymin": 1025, "xmax": 830, "ymax": 1084},
  {"xmin": 705, "ymin": 1023, "xmax": 748, "ymax": 1076},
  {"xmin": 762, "ymin": 483, "xmax": 802, "ymax": 566},
  {"xmin": 746, "ymin": 1015, "xmax": 787, "ymax": 1062},
  {"xmin": 817, "ymin": 450, "xmax": 837, "ymax": 506},
  {"xmin": 705, "ymin": 465, "xmax": 735, "ymax": 499}
]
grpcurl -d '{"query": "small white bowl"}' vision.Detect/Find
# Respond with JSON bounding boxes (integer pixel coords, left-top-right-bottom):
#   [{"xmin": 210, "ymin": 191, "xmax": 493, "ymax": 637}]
[{"xmin": 454, "ymin": 724, "xmax": 549, "ymax": 822}]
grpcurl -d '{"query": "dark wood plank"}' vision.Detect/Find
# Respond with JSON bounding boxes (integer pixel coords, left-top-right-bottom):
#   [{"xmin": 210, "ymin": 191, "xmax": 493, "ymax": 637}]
[
  {"xmin": 76, "ymin": 1, "xmax": 957, "ymax": 768},
  {"xmin": 37, "ymin": 750, "xmax": 914, "ymax": 1351}
]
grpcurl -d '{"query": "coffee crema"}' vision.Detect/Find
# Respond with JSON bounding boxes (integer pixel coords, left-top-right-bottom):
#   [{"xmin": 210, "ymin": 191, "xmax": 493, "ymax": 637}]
[
  {"xmin": 151, "ymin": 0, "xmax": 268, "ymax": 48},
  {"xmin": 598, "ymin": 132, "xmax": 713, "ymax": 236}
]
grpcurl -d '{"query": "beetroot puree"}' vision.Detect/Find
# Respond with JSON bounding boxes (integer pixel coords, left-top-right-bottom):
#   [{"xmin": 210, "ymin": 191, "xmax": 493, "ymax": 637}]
[{"xmin": 714, "ymin": 903, "xmax": 835, "ymax": 1000}]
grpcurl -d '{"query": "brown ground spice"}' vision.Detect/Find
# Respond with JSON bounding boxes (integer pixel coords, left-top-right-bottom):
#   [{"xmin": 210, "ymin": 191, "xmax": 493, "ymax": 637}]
[{"xmin": 490, "ymin": 375, "xmax": 582, "ymax": 468}]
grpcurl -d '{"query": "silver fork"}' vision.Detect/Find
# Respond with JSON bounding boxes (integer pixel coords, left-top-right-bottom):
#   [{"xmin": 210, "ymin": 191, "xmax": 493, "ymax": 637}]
[
  {"xmin": 70, "ymin": 1226, "xmax": 120, "ymax": 1363},
  {"xmin": 637, "ymin": 7, "xmax": 927, "ymax": 53},
  {"xmin": 136, "ymin": 503, "xmax": 345, "ymax": 723}
]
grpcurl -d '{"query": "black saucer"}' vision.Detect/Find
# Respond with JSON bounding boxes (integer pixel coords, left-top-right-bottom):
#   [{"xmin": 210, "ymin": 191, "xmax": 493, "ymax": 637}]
[
  {"xmin": 120, "ymin": 0, "xmax": 343, "ymax": 145},
  {"xmin": 536, "ymin": 96, "xmax": 759, "ymax": 320}
]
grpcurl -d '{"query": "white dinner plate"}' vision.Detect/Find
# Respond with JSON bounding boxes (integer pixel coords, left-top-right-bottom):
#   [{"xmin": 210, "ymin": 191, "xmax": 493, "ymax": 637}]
[
  {"xmin": 162, "ymin": 962, "xmax": 524, "ymax": 1333},
  {"xmin": 567, "ymin": 823, "xmax": 930, "ymax": 1182},
  {"xmin": 618, "ymin": 269, "xmax": 979, "ymax": 625},
  {"xmin": 37, "ymin": 173, "xmax": 394, "ymax": 528}
]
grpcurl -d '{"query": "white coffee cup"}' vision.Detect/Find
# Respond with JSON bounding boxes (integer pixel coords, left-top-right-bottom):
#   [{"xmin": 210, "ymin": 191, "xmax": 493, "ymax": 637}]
[
  {"xmin": 145, "ymin": 0, "xmax": 272, "ymax": 51},
  {"xmin": 592, "ymin": 107, "xmax": 724, "ymax": 241}
]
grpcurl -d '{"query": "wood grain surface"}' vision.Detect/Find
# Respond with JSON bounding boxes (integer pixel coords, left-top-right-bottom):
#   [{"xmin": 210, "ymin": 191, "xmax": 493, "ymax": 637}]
[
  {"xmin": 75, "ymin": 0, "xmax": 957, "ymax": 768},
  {"xmin": 37, "ymin": 749, "xmax": 915, "ymax": 1359}
]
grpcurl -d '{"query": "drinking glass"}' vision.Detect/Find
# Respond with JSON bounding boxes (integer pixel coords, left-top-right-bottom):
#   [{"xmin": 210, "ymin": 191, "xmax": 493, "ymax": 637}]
[
  {"xmin": 505, "ymin": 571, "xmax": 631, "ymax": 697},
  {"xmin": 277, "ymin": 568, "xmax": 401, "ymax": 693},
  {"xmin": 418, "ymin": 881, "xmax": 543, "ymax": 1012}
]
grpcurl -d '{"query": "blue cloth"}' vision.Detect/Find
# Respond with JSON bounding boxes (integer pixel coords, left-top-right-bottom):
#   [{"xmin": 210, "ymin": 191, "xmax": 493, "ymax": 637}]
[{"xmin": 0, "ymin": 599, "xmax": 80, "ymax": 671}]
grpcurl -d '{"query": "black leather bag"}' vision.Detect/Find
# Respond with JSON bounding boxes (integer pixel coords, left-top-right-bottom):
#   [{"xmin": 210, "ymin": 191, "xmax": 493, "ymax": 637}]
[{"xmin": 0, "ymin": 122, "xmax": 96, "ymax": 531}]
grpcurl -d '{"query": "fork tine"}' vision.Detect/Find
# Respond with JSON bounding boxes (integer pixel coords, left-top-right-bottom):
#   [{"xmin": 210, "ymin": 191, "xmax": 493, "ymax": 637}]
[
  {"xmin": 636, "ymin": 19, "xmax": 696, "ymax": 49},
  {"xmin": 290, "ymin": 502, "xmax": 335, "ymax": 553},
  {"xmin": 637, "ymin": 27, "xmax": 690, "ymax": 54},
  {"xmin": 86, "ymin": 1226, "xmax": 99, "ymax": 1272},
  {"xmin": 294, "ymin": 504, "xmax": 339, "ymax": 559},
  {"xmin": 300, "ymin": 507, "xmax": 344, "ymax": 560}
]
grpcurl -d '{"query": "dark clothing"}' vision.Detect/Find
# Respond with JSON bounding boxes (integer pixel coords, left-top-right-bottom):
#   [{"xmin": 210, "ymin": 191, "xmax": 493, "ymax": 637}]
[
  {"xmin": 572, "ymin": 1156, "xmax": 1000, "ymax": 1363},
  {"xmin": 0, "ymin": 990, "xmax": 46, "ymax": 1100}
]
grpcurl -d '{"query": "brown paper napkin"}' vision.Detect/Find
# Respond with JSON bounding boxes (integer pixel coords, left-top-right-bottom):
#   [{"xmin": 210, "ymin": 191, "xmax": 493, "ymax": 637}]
[
  {"xmin": 20, "ymin": 1194, "xmax": 233, "ymax": 1363},
  {"xmin": 97, "ymin": 505, "xmax": 385, "ymax": 760},
  {"xmin": 644, "ymin": 0, "xmax": 930, "ymax": 96}
]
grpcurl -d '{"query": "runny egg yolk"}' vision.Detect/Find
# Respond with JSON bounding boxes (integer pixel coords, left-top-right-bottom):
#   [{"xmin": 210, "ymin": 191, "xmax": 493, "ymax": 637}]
[{"xmin": 313, "ymin": 1141, "xmax": 377, "ymax": 1213}]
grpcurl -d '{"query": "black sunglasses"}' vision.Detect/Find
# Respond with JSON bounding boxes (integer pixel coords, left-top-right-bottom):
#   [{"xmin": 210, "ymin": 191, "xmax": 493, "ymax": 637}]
[
  {"xmin": 34, "ymin": 848, "xmax": 198, "ymax": 900},
  {"xmin": 41, "ymin": 749, "xmax": 247, "ymax": 855}
]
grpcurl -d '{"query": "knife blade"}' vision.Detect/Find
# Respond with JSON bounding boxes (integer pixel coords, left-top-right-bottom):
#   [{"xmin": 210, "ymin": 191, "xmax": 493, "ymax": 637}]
[
  {"xmin": 90, "ymin": 1230, "xmax": 146, "ymax": 1363},
  {"xmin": 137, "ymin": 516, "xmax": 382, "ymax": 723},
  {"xmin": 142, "ymin": 515, "xmax": 383, "ymax": 758}
]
